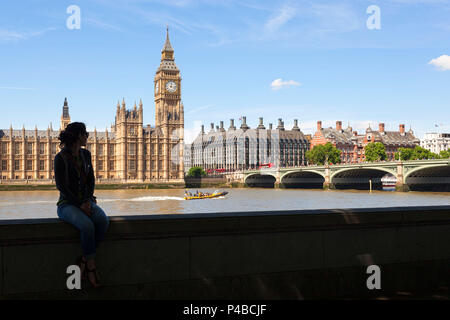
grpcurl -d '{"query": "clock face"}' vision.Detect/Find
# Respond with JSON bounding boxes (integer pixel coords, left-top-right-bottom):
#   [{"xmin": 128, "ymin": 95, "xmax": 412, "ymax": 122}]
[
  {"xmin": 166, "ymin": 81, "xmax": 177, "ymax": 93},
  {"xmin": 155, "ymin": 82, "xmax": 159, "ymax": 94}
]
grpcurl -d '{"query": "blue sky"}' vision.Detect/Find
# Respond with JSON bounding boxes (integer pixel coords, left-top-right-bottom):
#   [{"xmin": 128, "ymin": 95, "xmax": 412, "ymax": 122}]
[{"xmin": 1, "ymin": 0, "xmax": 449, "ymax": 142}]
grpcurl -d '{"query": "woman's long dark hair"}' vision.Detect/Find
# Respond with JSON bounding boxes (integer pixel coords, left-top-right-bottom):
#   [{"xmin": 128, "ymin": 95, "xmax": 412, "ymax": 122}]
[{"xmin": 58, "ymin": 122, "xmax": 87, "ymax": 148}]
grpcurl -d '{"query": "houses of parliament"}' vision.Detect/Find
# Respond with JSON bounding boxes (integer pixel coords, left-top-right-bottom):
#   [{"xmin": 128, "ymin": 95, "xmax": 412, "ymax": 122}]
[{"xmin": 0, "ymin": 28, "xmax": 184, "ymax": 182}]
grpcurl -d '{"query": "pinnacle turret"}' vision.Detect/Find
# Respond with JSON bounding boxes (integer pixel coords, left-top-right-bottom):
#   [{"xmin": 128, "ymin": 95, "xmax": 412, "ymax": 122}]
[{"xmin": 162, "ymin": 25, "xmax": 174, "ymax": 53}]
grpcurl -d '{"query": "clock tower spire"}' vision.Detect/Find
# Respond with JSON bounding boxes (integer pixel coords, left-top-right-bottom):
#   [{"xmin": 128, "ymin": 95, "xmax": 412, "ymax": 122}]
[{"xmin": 161, "ymin": 25, "xmax": 174, "ymax": 60}]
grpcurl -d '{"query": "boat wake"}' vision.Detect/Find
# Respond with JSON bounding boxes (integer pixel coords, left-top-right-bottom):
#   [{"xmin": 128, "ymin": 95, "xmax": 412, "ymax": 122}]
[
  {"xmin": 0, "ymin": 200, "xmax": 55, "ymax": 207},
  {"xmin": 100, "ymin": 196, "xmax": 185, "ymax": 202}
]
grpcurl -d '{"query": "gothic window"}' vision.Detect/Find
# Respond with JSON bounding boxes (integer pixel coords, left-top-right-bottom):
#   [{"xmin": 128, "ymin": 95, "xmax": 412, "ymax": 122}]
[
  {"xmin": 109, "ymin": 144, "xmax": 115, "ymax": 156},
  {"xmin": 98, "ymin": 144, "xmax": 104, "ymax": 156},
  {"xmin": 1, "ymin": 143, "xmax": 8, "ymax": 155},
  {"xmin": 39, "ymin": 160, "xmax": 45, "ymax": 171},
  {"xmin": 14, "ymin": 160, "xmax": 20, "ymax": 170},
  {"xmin": 129, "ymin": 144, "xmax": 136, "ymax": 155},
  {"xmin": 129, "ymin": 160, "xmax": 135, "ymax": 170},
  {"xmin": 26, "ymin": 160, "xmax": 33, "ymax": 171},
  {"xmin": 98, "ymin": 160, "xmax": 104, "ymax": 171},
  {"xmin": 52, "ymin": 143, "xmax": 57, "ymax": 155},
  {"xmin": 1, "ymin": 160, "xmax": 7, "ymax": 171},
  {"xmin": 27, "ymin": 143, "xmax": 33, "ymax": 154},
  {"xmin": 109, "ymin": 161, "xmax": 115, "ymax": 171},
  {"xmin": 15, "ymin": 143, "xmax": 21, "ymax": 155},
  {"xmin": 40, "ymin": 143, "xmax": 45, "ymax": 155}
]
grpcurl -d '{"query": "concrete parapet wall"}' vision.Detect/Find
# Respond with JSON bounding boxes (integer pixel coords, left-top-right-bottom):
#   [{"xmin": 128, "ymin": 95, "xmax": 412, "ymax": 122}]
[{"xmin": 1, "ymin": 206, "xmax": 450, "ymax": 299}]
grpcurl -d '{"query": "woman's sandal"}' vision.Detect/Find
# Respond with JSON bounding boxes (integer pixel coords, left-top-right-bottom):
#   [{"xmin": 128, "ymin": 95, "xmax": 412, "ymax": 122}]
[
  {"xmin": 76, "ymin": 256, "xmax": 87, "ymax": 280},
  {"xmin": 86, "ymin": 265, "xmax": 101, "ymax": 288}
]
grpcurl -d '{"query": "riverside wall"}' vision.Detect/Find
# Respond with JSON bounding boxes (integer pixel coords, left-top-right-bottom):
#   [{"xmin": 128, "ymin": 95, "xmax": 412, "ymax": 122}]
[{"xmin": 1, "ymin": 206, "xmax": 450, "ymax": 299}]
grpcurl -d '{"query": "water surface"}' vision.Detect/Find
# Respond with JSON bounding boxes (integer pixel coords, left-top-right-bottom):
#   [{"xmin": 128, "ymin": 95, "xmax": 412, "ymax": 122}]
[{"xmin": 0, "ymin": 188, "xmax": 448, "ymax": 220}]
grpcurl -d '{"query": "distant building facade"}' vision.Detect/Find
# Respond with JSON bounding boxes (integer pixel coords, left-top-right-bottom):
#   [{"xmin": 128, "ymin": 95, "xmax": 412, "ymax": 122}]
[
  {"xmin": 420, "ymin": 133, "xmax": 450, "ymax": 154},
  {"xmin": 185, "ymin": 117, "xmax": 310, "ymax": 172},
  {"xmin": 311, "ymin": 121, "xmax": 360, "ymax": 163},
  {"xmin": 361, "ymin": 123, "xmax": 419, "ymax": 161},
  {"xmin": 310, "ymin": 121, "xmax": 420, "ymax": 163},
  {"xmin": 0, "ymin": 28, "xmax": 184, "ymax": 182}
]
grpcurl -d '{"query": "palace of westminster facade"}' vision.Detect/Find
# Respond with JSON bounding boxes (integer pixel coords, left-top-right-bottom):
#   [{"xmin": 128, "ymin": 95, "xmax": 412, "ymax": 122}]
[{"xmin": 0, "ymin": 29, "xmax": 184, "ymax": 182}]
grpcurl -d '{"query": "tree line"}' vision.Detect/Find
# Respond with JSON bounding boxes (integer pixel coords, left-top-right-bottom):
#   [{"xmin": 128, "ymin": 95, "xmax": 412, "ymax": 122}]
[{"xmin": 306, "ymin": 142, "xmax": 449, "ymax": 165}]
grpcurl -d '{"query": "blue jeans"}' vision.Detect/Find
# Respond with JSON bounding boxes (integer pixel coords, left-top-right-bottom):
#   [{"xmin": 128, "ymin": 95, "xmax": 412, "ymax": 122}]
[{"xmin": 57, "ymin": 201, "xmax": 109, "ymax": 260}]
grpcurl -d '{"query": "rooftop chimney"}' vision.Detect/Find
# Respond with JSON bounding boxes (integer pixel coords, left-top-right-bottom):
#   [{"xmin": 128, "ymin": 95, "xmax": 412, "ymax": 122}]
[
  {"xmin": 292, "ymin": 119, "xmax": 300, "ymax": 131},
  {"xmin": 317, "ymin": 121, "xmax": 322, "ymax": 131},
  {"xmin": 269, "ymin": 123, "xmax": 273, "ymax": 130},
  {"xmin": 220, "ymin": 121, "xmax": 225, "ymax": 132},
  {"xmin": 210, "ymin": 123, "xmax": 215, "ymax": 132},
  {"xmin": 336, "ymin": 121, "xmax": 342, "ymax": 131},
  {"xmin": 240, "ymin": 116, "xmax": 249, "ymax": 130},
  {"xmin": 229, "ymin": 119, "xmax": 236, "ymax": 130},
  {"xmin": 399, "ymin": 124, "xmax": 405, "ymax": 135},
  {"xmin": 257, "ymin": 117, "xmax": 265, "ymax": 129},
  {"xmin": 379, "ymin": 123, "xmax": 385, "ymax": 134},
  {"xmin": 201, "ymin": 125, "xmax": 205, "ymax": 134},
  {"xmin": 277, "ymin": 118, "xmax": 285, "ymax": 130}
]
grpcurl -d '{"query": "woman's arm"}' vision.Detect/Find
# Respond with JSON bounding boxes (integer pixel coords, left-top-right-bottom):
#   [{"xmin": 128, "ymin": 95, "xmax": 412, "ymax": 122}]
[
  {"xmin": 83, "ymin": 150, "xmax": 96, "ymax": 202},
  {"xmin": 54, "ymin": 153, "xmax": 83, "ymax": 206}
]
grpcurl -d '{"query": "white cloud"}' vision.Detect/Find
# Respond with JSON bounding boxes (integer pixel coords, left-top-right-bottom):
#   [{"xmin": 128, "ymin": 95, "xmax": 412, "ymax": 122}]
[
  {"xmin": 264, "ymin": 4, "xmax": 296, "ymax": 33},
  {"xmin": 85, "ymin": 18, "xmax": 122, "ymax": 31},
  {"xmin": 428, "ymin": 55, "xmax": 450, "ymax": 71},
  {"xmin": 270, "ymin": 78, "xmax": 301, "ymax": 90},
  {"xmin": 0, "ymin": 28, "xmax": 56, "ymax": 42}
]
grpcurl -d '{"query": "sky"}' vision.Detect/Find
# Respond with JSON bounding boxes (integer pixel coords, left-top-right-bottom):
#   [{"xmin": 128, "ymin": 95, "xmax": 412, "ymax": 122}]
[{"xmin": 1, "ymin": 0, "xmax": 450, "ymax": 143}]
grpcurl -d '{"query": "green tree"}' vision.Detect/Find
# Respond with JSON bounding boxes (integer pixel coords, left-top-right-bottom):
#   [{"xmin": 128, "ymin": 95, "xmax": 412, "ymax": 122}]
[
  {"xmin": 306, "ymin": 142, "xmax": 341, "ymax": 165},
  {"xmin": 439, "ymin": 149, "xmax": 450, "ymax": 159},
  {"xmin": 364, "ymin": 142, "xmax": 387, "ymax": 162},
  {"xmin": 187, "ymin": 166, "xmax": 207, "ymax": 178},
  {"xmin": 412, "ymin": 146, "xmax": 439, "ymax": 160},
  {"xmin": 394, "ymin": 147, "xmax": 414, "ymax": 161}
]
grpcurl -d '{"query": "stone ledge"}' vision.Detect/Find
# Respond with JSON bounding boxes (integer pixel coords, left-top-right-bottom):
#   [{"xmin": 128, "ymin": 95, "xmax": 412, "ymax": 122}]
[{"xmin": 1, "ymin": 206, "xmax": 450, "ymax": 298}]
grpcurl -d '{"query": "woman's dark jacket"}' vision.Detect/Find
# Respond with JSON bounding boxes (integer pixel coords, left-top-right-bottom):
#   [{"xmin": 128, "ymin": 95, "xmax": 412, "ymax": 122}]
[{"xmin": 54, "ymin": 148, "xmax": 95, "ymax": 207}]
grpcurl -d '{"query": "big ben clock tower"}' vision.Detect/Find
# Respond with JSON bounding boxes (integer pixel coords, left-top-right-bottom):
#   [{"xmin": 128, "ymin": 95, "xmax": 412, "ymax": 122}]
[{"xmin": 154, "ymin": 26, "xmax": 184, "ymax": 180}]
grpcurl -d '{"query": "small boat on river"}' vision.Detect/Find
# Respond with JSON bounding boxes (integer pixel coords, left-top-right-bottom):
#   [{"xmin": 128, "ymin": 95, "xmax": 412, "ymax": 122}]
[{"xmin": 184, "ymin": 190, "xmax": 228, "ymax": 200}]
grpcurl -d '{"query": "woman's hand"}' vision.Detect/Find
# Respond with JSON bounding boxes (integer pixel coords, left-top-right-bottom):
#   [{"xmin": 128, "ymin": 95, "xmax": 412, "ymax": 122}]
[{"xmin": 80, "ymin": 201, "xmax": 92, "ymax": 216}]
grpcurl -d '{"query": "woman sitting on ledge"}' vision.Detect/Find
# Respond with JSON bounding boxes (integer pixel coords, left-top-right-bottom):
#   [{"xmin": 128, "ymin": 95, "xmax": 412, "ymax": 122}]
[{"xmin": 54, "ymin": 122, "xmax": 109, "ymax": 288}]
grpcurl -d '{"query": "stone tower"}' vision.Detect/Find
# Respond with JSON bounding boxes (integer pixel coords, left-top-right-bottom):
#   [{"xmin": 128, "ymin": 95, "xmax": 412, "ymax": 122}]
[
  {"xmin": 60, "ymin": 97, "xmax": 71, "ymax": 130},
  {"xmin": 114, "ymin": 98, "xmax": 143, "ymax": 180},
  {"xmin": 154, "ymin": 26, "xmax": 184, "ymax": 180}
]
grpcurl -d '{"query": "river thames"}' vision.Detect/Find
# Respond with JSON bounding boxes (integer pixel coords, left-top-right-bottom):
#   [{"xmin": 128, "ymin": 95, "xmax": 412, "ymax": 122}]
[{"xmin": 0, "ymin": 188, "xmax": 449, "ymax": 220}]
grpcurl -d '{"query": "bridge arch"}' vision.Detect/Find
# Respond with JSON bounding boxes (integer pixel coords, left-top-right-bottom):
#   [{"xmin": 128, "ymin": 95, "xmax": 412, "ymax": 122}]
[
  {"xmin": 404, "ymin": 164, "xmax": 450, "ymax": 191},
  {"xmin": 331, "ymin": 167, "xmax": 396, "ymax": 190},
  {"xmin": 244, "ymin": 173, "xmax": 277, "ymax": 188},
  {"xmin": 280, "ymin": 170, "xmax": 325, "ymax": 189}
]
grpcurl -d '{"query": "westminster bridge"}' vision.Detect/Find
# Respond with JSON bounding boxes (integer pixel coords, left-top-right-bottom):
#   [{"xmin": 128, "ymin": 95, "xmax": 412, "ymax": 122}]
[{"xmin": 225, "ymin": 159, "xmax": 450, "ymax": 191}]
